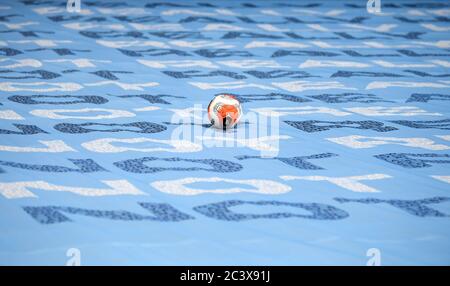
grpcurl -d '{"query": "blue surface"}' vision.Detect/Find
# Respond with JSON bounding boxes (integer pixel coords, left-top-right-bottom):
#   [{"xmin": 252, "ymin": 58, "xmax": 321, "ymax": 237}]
[{"xmin": 0, "ymin": 0, "xmax": 450, "ymax": 265}]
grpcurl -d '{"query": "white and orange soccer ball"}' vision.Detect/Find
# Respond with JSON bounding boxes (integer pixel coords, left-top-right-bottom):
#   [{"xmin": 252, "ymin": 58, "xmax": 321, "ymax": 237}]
[{"xmin": 207, "ymin": 94, "xmax": 242, "ymax": 130}]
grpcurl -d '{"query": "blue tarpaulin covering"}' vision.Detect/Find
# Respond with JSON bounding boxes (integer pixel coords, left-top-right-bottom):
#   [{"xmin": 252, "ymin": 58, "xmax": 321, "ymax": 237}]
[{"xmin": 0, "ymin": 0, "xmax": 449, "ymax": 265}]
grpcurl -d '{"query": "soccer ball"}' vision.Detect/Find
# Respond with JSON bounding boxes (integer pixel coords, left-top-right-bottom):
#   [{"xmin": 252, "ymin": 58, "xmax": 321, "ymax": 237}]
[{"xmin": 208, "ymin": 94, "xmax": 242, "ymax": 130}]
